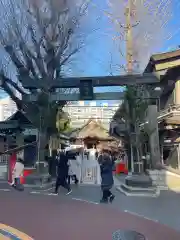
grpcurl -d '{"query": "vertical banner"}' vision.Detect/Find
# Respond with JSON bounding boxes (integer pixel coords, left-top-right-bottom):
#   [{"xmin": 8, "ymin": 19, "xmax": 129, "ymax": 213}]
[{"xmin": 8, "ymin": 153, "xmax": 16, "ymax": 184}]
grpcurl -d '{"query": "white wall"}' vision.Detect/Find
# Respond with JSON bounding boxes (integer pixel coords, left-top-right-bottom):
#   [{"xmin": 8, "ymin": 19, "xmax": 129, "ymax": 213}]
[{"xmin": 0, "ymin": 97, "xmax": 17, "ymax": 121}]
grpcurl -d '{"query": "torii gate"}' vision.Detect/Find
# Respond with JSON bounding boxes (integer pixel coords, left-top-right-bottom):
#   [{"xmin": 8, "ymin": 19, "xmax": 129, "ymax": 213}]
[{"xmin": 22, "ymin": 73, "xmax": 162, "ymax": 170}]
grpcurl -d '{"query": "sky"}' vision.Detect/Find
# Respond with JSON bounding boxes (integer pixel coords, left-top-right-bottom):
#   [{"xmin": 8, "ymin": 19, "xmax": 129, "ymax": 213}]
[
  {"xmin": 0, "ymin": 0, "xmax": 180, "ymax": 103},
  {"xmin": 80, "ymin": 0, "xmax": 180, "ymax": 77},
  {"xmin": 72, "ymin": 0, "xmax": 180, "ymax": 105}
]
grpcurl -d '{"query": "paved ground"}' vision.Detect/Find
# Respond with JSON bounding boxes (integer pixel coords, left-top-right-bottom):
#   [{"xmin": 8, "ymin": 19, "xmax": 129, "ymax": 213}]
[
  {"xmin": 68, "ymin": 185, "xmax": 180, "ymax": 231},
  {"xmin": 0, "ymin": 190, "xmax": 180, "ymax": 240},
  {"xmin": 0, "ymin": 183, "xmax": 180, "ymax": 239}
]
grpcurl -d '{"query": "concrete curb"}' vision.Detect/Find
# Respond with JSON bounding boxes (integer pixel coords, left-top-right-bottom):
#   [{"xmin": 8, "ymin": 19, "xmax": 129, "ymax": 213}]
[
  {"xmin": 121, "ymin": 183, "xmax": 157, "ymax": 192},
  {"xmin": 24, "ymin": 181, "xmax": 55, "ymax": 189},
  {"xmin": 116, "ymin": 185, "xmax": 160, "ymax": 198}
]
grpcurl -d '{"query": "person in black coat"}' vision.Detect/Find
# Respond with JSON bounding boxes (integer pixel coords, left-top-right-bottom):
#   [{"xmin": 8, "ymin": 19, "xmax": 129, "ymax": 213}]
[
  {"xmin": 54, "ymin": 149, "xmax": 72, "ymax": 195},
  {"xmin": 98, "ymin": 151, "xmax": 115, "ymax": 203}
]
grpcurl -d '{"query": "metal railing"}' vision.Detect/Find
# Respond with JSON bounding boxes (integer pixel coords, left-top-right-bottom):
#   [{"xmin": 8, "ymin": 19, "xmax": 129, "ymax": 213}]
[
  {"xmin": 157, "ymin": 104, "xmax": 180, "ymax": 123},
  {"xmin": 140, "ymin": 104, "xmax": 180, "ymax": 127},
  {"xmin": 0, "ymin": 154, "xmax": 10, "ymax": 179},
  {"xmin": 0, "ymin": 142, "xmax": 37, "ymax": 156},
  {"xmin": 0, "ymin": 154, "xmax": 10, "ymax": 165},
  {"xmin": 0, "ymin": 142, "xmax": 37, "ymax": 180},
  {"xmin": 158, "ymin": 104, "xmax": 180, "ymax": 117}
]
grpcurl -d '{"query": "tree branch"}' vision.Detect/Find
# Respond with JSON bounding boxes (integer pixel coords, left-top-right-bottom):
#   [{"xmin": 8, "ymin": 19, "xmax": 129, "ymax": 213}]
[
  {"xmin": 1, "ymin": 75, "xmax": 25, "ymax": 96},
  {"xmin": 0, "ymin": 0, "xmax": 91, "ymax": 132}
]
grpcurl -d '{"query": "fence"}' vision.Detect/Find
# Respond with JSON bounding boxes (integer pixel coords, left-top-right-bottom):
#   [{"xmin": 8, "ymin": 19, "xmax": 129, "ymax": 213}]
[
  {"xmin": 0, "ymin": 154, "xmax": 10, "ymax": 180},
  {"xmin": 79, "ymin": 159, "xmax": 101, "ymax": 185},
  {"xmin": 0, "ymin": 144, "xmax": 102, "ymax": 185},
  {"xmin": 0, "ymin": 142, "xmax": 37, "ymax": 181}
]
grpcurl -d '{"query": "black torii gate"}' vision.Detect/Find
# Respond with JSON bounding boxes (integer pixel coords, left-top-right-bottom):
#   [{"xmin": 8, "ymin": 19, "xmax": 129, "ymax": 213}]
[{"xmin": 22, "ymin": 73, "xmax": 161, "ymax": 102}]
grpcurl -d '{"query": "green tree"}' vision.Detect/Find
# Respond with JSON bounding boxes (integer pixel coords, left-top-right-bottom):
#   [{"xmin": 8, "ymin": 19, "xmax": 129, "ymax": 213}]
[
  {"xmin": 56, "ymin": 109, "xmax": 71, "ymax": 133},
  {"xmin": 114, "ymin": 85, "xmax": 150, "ymax": 171}
]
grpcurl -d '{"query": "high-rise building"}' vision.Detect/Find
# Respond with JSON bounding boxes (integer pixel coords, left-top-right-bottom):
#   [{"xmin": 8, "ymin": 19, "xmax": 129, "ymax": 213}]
[
  {"xmin": 78, "ymin": 101, "xmax": 84, "ymax": 106},
  {"xmin": 89, "ymin": 101, "xmax": 96, "ymax": 106},
  {"xmin": 0, "ymin": 97, "xmax": 17, "ymax": 121},
  {"xmin": 64, "ymin": 101, "xmax": 119, "ymax": 129}
]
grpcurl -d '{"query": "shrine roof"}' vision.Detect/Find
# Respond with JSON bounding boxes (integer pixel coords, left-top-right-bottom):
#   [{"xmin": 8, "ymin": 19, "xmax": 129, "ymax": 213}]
[
  {"xmin": 7, "ymin": 111, "xmax": 32, "ymax": 125},
  {"xmin": 144, "ymin": 49, "xmax": 180, "ymax": 74},
  {"xmin": 0, "ymin": 111, "xmax": 33, "ymax": 134},
  {"xmin": 70, "ymin": 118, "xmax": 114, "ymax": 140},
  {"xmin": 151, "ymin": 49, "xmax": 180, "ymax": 62}
]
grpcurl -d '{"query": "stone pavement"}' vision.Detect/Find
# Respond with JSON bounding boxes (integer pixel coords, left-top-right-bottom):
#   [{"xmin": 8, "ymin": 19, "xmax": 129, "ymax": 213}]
[{"xmin": 0, "ymin": 190, "xmax": 180, "ymax": 240}]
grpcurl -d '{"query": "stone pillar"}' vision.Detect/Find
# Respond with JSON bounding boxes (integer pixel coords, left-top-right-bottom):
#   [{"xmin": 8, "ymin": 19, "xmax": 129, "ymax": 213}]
[
  {"xmin": 16, "ymin": 131, "xmax": 24, "ymax": 148},
  {"xmin": 174, "ymin": 80, "xmax": 180, "ymax": 104},
  {"xmin": 147, "ymin": 105, "xmax": 161, "ymax": 168},
  {"xmin": 15, "ymin": 131, "xmax": 24, "ymax": 164}
]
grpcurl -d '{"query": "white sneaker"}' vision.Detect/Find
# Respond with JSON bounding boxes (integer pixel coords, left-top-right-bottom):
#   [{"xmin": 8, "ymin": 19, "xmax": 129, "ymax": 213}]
[
  {"xmin": 49, "ymin": 192, "xmax": 58, "ymax": 196},
  {"xmin": 66, "ymin": 189, "xmax": 72, "ymax": 195}
]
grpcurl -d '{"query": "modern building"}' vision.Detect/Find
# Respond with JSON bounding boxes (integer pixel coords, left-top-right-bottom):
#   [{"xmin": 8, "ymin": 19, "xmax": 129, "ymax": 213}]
[
  {"xmin": 0, "ymin": 96, "xmax": 120, "ymax": 130},
  {"xmin": 64, "ymin": 101, "xmax": 120, "ymax": 129},
  {"xmin": 0, "ymin": 96, "xmax": 17, "ymax": 121}
]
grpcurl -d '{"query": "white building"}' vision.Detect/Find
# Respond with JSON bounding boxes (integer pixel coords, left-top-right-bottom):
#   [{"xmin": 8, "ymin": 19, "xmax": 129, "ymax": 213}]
[
  {"xmin": 64, "ymin": 101, "xmax": 119, "ymax": 129},
  {"xmin": 0, "ymin": 97, "xmax": 17, "ymax": 121},
  {"xmin": 0, "ymin": 96, "xmax": 120, "ymax": 130}
]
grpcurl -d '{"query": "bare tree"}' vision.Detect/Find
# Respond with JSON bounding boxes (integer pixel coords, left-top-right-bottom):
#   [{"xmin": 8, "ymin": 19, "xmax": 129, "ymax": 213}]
[
  {"xmin": 107, "ymin": 0, "xmax": 180, "ymax": 73},
  {"xmin": 0, "ymin": 0, "xmax": 92, "ymax": 162},
  {"xmin": 105, "ymin": 0, "xmax": 179, "ymax": 172},
  {"xmin": 0, "ymin": 0, "xmax": 91, "ymax": 125}
]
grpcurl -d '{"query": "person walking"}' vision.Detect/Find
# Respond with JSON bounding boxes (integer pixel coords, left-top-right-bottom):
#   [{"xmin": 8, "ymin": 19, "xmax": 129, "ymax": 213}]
[
  {"xmin": 53, "ymin": 149, "xmax": 72, "ymax": 195},
  {"xmin": 98, "ymin": 150, "xmax": 115, "ymax": 203},
  {"xmin": 67, "ymin": 159, "xmax": 79, "ymax": 185},
  {"xmin": 11, "ymin": 157, "xmax": 24, "ymax": 191},
  {"xmin": 66, "ymin": 150, "xmax": 80, "ymax": 185}
]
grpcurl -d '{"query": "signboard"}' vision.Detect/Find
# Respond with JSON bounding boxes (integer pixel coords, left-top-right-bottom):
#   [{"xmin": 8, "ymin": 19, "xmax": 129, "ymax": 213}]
[{"xmin": 79, "ymin": 80, "xmax": 94, "ymax": 100}]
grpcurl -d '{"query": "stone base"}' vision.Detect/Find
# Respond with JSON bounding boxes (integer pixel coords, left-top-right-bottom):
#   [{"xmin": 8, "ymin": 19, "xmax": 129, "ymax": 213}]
[
  {"xmin": 125, "ymin": 174, "xmax": 153, "ymax": 188},
  {"xmin": 116, "ymin": 174, "xmax": 159, "ymax": 197},
  {"xmin": 24, "ymin": 162, "xmax": 52, "ymax": 188},
  {"xmin": 148, "ymin": 169, "xmax": 180, "ymax": 190},
  {"xmin": 118, "ymin": 184, "xmax": 159, "ymax": 197},
  {"xmin": 24, "ymin": 173, "xmax": 52, "ymax": 187}
]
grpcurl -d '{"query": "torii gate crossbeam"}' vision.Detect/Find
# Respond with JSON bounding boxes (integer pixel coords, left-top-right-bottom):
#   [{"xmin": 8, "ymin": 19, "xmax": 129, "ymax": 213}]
[
  {"xmin": 22, "ymin": 73, "xmax": 161, "ymax": 102},
  {"xmin": 22, "ymin": 73, "xmax": 159, "ymax": 89}
]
